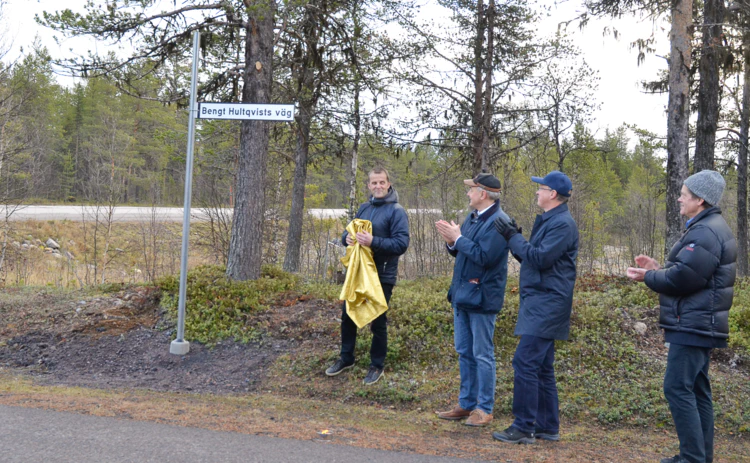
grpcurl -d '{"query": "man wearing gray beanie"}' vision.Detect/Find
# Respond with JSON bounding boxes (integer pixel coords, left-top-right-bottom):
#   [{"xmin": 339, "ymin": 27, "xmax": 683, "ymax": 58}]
[{"xmin": 626, "ymin": 170, "xmax": 736, "ymax": 463}]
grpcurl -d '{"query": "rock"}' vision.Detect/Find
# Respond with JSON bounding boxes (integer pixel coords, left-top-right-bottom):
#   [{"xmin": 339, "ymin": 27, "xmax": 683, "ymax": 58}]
[
  {"xmin": 11, "ymin": 241, "xmax": 20, "ymax": 249},
  {"xmin": 52, "ymin": 249, "xmax": 61, "ymax": 255},
  {"xmin": 634, "ymin": 322, "xmax": 648, "ymax": 336},
  {"xmin": 46, "ymin": 238, "xmax": 60, "ymax": 249},
  {"xmin": 33, "ymin": 239, "xmax": 42, "ymax": 246},
  {"xmin": 65, "ymin": 251, "xmax": 74, "ymax": 259},
  {"xmin": 52, "ymin": 253, "xmax": 62, "ymax": 259},
  {"xmin": 21, "ymin": 244, "xmax": 29, "ymax": 250}
]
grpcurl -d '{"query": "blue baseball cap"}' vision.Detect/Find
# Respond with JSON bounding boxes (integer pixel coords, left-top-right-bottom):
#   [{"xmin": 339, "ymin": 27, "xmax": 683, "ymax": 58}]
[{"xmin": 531, "ymin": 171, "xmax": 572, "ymax": 197}]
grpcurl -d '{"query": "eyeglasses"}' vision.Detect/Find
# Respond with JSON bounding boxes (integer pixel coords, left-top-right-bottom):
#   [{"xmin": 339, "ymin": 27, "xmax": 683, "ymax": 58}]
[{"xmin": 537, "ymin": 186, "xmax": 553, "ymax": 192}]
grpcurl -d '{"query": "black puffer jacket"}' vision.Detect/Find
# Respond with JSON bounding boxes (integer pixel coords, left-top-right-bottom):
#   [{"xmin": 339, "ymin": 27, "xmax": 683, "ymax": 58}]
[
  {"xmin": 342, "ymin": 188, "xmax": 410, "ymax": 285},
  {"xmin": 644, "ymin": 207, "xmax": 736, "ymax": 341}
]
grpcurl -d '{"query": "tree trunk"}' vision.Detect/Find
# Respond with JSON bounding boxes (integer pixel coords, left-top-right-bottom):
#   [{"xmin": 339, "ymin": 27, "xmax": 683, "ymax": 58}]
[
  {"xmin": 349, "ymin": 81, "xmax": 361, "ymax": 221},
  {"xmin": 348, "ymin": 1, "xmax": 363, "ymax": 222},
  {"xmin": 738, "ymin": 31, "xmax": 750, "ymax": 276},
  {"xmin": 471, "ymin": 0, "xmax": 485, "ymax": 175},
  {"xmin": 694, "ymin": 0, "xmax": 724, "ymax": 172},
  {"xmin": 481, "ymin": 0, "xmax": 494, "ymax": 173},
  {"xmin": 283, "ymin": 100, "xmax": 313, "ymax": 273},
  {"xmin": 226, "ymin": 1, "xmax": 277, "ymax": 281},
  {"xmin": 666, "ymin": 0, "xmax": 692, "ymax": 253}
]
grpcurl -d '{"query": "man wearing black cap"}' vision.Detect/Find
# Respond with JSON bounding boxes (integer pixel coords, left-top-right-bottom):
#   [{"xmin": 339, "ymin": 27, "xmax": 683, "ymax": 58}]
[
  {"xmin": 627, "ymin": 170, "xmax": 735, "ymax": 463},
  {"xmin": 434, "ymin": 173, "xmax": 510, "ymax": 427},
  {"xmin": 492, "ymin": 170, "xmax": 579, "ymax": 444}
]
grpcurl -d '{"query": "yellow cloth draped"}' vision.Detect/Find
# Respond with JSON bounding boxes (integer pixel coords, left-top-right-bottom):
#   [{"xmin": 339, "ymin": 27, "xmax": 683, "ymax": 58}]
[{"xmin": 339, "ymin": 219, "xmax": 388, "ymax": 329}]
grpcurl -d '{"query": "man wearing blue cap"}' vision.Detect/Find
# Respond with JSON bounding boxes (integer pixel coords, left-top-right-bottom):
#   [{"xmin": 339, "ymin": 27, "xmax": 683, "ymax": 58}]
[{"xmin": 491, "ymin": 170, "xmax": 579, "ymax": 444}]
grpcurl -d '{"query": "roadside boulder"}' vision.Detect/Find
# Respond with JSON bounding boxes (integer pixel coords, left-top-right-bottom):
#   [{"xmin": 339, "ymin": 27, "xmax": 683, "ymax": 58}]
[
  {"xmin": 46, "ymin": 238, "xmax": 60, "ymax": 250},
  {"xmin": 634, "ymin": 322, "xmax": 648, "ymax": 336}
]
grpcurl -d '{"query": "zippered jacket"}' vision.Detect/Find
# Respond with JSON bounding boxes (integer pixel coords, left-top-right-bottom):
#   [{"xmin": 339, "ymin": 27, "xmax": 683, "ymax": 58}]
[
  {"xmin": 446, "ymin": 201, "xmax": 510, "ymax": 314},
  {"xmin": 508, "ymin": 203, "xmax": 579, "ymax": 340},
  {"xmin": 341, "ymin": 187, "xmax": 410, "ymax": 285},
  {"xmin": 644, "ymin": 207, "xmax": 736, "ymax": 341}
]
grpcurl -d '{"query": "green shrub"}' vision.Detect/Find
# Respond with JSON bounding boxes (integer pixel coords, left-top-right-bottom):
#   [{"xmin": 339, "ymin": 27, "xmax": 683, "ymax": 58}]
[
  {"xmin": 729, "ymin": 277, "xmax": 750, "ymax": 353},
  {"xmin": 157, "ymin": 265, "xmax": 300, "ymax": 344}
]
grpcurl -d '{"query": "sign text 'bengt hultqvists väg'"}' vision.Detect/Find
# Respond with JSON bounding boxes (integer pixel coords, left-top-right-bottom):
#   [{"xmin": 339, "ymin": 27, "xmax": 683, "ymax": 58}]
[{"xmin": 197, "ymin": 103, "xmax": 295, "ymax": 121}]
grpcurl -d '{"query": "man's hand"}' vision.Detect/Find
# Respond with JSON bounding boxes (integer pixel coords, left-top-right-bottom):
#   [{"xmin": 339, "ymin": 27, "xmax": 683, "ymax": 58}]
[
  {"xmin": 345, "ymin": 234, "xmax": 355, "ymax": 246},
  {"xmin": 494, "ymin": 216, "xmax": 519, "ymax": 241},
  {"xmin": 634, "ymin": 254, "xmax": 660, "ymax": 270},
  {"xmin": 435, "ymin": 220, "xmax": 461, "ymax": 245},
  {"xmin": 356, "ymin": 231, "xmax": 373, "ymax": 247},
  {"xmin": 626, "ymin": 267, "xmax": 647, "ymax": 282}
]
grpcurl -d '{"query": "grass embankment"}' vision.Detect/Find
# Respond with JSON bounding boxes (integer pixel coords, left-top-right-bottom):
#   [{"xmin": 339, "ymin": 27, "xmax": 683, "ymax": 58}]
[{"xmin": 156, "ymin": 266, "xmax": 750, "ymax": 433}]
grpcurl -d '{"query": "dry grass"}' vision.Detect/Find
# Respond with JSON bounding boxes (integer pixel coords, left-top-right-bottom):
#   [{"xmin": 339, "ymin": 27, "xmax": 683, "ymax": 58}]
[{"xmin": 1, "ymin": 220, "xmax": 218, "ymax": 287}]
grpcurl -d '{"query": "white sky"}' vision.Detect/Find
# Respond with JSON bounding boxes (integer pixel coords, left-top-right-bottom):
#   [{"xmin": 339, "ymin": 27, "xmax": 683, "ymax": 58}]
[{"xmin": 2, "ymin": 0, "xmax": 670, "ymax": 140}]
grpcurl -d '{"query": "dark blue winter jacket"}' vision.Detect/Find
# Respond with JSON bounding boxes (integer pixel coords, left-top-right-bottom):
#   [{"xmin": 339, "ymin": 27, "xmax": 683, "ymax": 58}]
[
  {"xmin": 447, "ymin": 201, "xmax": 510, "ymax": 314},
  {"xmin": 342, "ymin": 188, "xmax": 410, "ymax": 285},
  {"xmin": 508, "ymin": 203, "xmax": 579, "ymax": 340},
  {"xmin": 644, "ymin": 207, "xmax": 736, "ymax": 347}
]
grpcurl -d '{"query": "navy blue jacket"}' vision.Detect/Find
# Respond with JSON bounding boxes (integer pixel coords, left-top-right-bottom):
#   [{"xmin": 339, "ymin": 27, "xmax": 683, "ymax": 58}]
[
  {"xmin": 342, "ymin": 188, "xmax": 410, "ymax": 285},
  {"xmin": 644, "ymin": 207, "xmax": 736, "ymax": 347},
  {"xmin": 447, "ymin": 201, "xmax": 510, "ymax": 314},
  {"xmin": 508, "ymin": 203, "xmax": 579, "ymax": 340}
]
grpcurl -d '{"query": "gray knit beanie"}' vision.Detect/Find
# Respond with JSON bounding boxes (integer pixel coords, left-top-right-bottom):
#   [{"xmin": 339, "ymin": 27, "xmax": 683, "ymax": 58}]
[{"xmin": 683, "ymin": 170, "xmax": 725, "ymax": 206}]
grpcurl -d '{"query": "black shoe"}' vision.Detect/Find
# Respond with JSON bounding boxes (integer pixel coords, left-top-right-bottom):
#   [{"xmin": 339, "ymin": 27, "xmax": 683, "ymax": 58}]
[
  {"xmin": 660, "ymin": 456, "xmax": 689, "ymax": 463},
  {"xmin": 492, "ymin": 426, "xmax": 536, "ymax": 444},
  {"xmin": 325, "ymin": 359, "xmax": 354, "ymax": 376},
  {"xmin": 535, "ymin": 429, "xmax": 560, "ymax": 441},
  {"xmin": 363, "ymin": 366, "xmax": 384, "ymax": 385}
]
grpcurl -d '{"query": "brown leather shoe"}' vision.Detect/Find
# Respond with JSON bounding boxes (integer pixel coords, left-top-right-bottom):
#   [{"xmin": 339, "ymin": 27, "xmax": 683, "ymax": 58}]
[
  {"xmin": 436, "ymin": 405, "xmax": 473, "ymax": 420},
  {"xmin": 464, "ymin": 409, "xmax": 493, "ymax": 427}
]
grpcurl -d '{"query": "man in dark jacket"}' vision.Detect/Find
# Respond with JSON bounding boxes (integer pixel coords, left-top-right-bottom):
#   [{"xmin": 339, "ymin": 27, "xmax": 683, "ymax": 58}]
[
  {"xmin": 325, "ymin": 167, "xmax": 410, "ymax": 385},
  {"xmin": 434, "ymin": 173, "xmax": 510, "ymax": 427},
  {"xmin": 627, "ymin": 170, "xmax": 735, "ymax": 463},
  {"xmin": 492, "ymin": 170, "xmax": 579, "ymax": 444}
]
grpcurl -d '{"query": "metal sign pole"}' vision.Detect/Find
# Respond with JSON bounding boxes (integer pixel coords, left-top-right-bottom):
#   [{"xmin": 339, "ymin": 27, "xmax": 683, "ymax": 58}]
[{"xmin": 170, "ymin": 30, "xmax": 201, "ymax": 356}]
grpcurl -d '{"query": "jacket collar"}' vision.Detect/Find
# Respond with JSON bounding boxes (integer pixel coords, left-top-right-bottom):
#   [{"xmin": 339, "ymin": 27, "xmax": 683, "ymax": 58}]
[
  {"xmin": 370, "ymin": 187, "xmax": 399, "ymax": 206},
  {"xmin": 686, "ymin": 206, "xmax": 721, "ymax": 229},
  {"xmin": 541, "ymin": 203, "xmax": 569, "ymax": 221},
  {"xmin": 470, "ymin": 201, "xmax": 499, "ymax": 222}
]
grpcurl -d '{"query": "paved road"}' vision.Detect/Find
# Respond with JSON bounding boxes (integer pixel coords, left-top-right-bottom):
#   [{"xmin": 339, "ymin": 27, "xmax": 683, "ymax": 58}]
[
  {"xmin": 0, "ymin": 405, "xmax": 488, "ymax": 463},
  {"xmin": 5, "ymin": 206, "xmax": 441, "ymax": 222}
]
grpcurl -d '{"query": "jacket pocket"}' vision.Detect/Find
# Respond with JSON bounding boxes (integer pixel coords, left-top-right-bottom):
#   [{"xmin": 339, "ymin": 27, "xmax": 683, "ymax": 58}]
[{"xmin": 454, "ymin": 281, "xmax": 483, "ymax": 311}]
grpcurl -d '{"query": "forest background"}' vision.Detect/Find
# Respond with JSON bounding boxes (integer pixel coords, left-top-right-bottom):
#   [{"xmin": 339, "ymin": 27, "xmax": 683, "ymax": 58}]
[
  {"xmin": 0, "ymin": 3, "xmax": 749, "ymax": 457},
  {"xmin": 0, "ymin": 0, "xmax": 747, "ymax": 286}
]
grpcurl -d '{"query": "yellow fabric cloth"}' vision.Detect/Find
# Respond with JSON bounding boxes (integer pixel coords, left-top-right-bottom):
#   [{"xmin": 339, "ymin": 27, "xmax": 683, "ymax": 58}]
[{"xmin": 339, "ymin": 219, "xmax": 388, "ymax": 329}]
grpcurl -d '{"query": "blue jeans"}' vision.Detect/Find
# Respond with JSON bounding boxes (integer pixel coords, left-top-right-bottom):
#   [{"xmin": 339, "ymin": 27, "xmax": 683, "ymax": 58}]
[
  {"xmin": 664, "ymin": 343, "xmax": 714, "ymax": 463},
  {"xmin": 511, "ymin": 335, "xmax": 559, "ymax": 434},
  {"xmin": 453, "ymin": 307, "xmax": 497, "ymax": 414}
]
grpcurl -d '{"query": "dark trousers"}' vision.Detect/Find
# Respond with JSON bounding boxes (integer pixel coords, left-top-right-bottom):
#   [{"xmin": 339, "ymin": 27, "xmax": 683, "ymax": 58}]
[
  {"xmin": 664, "ymin": 343, "xmax": 714, "ymax": 463},
  {"xmin": 340, "ymin": 283, "xmax": 393, "ymax": 369},
  {"xmin": 511, "ymin": 335, "xmax": 559, "ymax": 434}
]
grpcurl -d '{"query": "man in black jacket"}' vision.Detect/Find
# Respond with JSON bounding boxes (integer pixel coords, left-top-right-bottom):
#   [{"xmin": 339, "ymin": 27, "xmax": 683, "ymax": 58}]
[
  {"xmin": 627, "ymin": 170, "xmax": 736, "ymax": 463},
  {"xmin": 325, "ymin": 167, "xmax": 410, "ymax": 385}
]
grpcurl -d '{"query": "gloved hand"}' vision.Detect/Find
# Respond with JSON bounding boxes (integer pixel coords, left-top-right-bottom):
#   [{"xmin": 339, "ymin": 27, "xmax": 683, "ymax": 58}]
[{"xmin": 494, "ymin": 215, "xmax": 520, "ymax": 242}]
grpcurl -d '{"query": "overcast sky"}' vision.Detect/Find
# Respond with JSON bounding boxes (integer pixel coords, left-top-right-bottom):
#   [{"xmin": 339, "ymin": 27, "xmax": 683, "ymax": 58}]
[{"xmin": 3, "ymin": 0, "xmax": 670, "ymax": 141}]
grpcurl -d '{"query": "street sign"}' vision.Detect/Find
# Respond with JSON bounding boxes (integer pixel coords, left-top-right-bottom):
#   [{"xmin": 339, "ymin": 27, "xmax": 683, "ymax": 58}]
[
  {"xmin": 197, "ymin": 102, "xmax": 295, "ymax": 121},
  {"xmin": 171, "ymin": 33, "xmax": 296, "ymax": 357}
]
